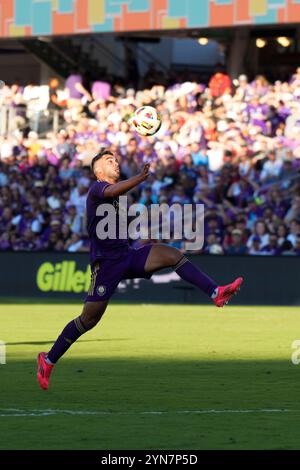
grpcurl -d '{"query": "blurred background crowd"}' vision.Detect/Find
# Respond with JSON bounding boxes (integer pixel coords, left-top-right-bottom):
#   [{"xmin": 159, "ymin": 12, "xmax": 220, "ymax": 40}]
[{"xmin": 0, "ymin": 66, "xmax": 300, "ymax": 256}]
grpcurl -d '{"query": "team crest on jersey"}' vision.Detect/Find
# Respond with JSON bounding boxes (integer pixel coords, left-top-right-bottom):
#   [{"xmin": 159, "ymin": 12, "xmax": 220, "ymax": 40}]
[{"xmin": 97, "ymin": 285, "xmax": 106, "ymax": 296}]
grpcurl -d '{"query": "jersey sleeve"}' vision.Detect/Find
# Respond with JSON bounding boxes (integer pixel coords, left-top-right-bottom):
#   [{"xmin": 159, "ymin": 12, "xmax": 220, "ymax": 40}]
[{"xmin": 90, "ymin": 181, "xmax": 111, "ymax": 200}]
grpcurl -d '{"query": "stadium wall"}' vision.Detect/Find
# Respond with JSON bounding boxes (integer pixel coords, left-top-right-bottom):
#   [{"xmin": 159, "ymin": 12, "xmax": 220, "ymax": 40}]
[
  {"xmin": 1, "ymin": 252, "xmax": 299, "ymax": 305},
  {"xmin": 0, "ymin": 0, "xmax": 300, "ymax": 39}
]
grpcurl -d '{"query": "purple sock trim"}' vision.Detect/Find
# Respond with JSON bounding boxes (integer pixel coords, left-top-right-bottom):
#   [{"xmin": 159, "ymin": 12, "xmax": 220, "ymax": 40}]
[
  {"xmin": 175, "ymin": 260, "xmax": 218, "ymax": 297},
  {"xmin": 47, "ymin": 317, "xmax": 87, "ymax": 364}
]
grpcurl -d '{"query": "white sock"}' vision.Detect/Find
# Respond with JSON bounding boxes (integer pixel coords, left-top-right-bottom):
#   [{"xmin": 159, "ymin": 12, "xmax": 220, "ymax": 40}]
[
  {"xmin": 211, "ymin": 287, "xmax": 219, "ymax": 299},
  {"xmin": 45, "ymin": 356, "xmax": 54, "ymax": 366}
]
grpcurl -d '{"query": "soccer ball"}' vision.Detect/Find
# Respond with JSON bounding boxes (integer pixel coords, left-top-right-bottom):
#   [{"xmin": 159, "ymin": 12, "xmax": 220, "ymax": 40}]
[{"xmin": 129, "ymin": 106, "xmax": 162, "ymax": 136}]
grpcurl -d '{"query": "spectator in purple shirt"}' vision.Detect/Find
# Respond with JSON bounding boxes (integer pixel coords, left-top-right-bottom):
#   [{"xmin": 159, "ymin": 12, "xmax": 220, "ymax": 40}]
[
  {"xmin": 65, "ymin": 71, "xmax": 92, "ymax": 110},
  {"xmin": 92, "ymin": 80, "xmax": 111, "ymax": 101}
]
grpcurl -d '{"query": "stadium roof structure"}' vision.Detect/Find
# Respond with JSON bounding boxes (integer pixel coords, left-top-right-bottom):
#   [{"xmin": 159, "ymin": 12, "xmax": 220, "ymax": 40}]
[{"xmin": 1, "ymin": 0, "xmax": 300, "ymax": 40}]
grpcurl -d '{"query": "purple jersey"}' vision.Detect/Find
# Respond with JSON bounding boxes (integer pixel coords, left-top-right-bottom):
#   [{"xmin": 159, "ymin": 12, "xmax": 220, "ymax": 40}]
[
  {"xmin": 86, "ymin": 181, "xmax": 129, "ymax": 264},
  {"xmin": 66, "ymin": 74, "xmax": 83, "ymax": 99}
]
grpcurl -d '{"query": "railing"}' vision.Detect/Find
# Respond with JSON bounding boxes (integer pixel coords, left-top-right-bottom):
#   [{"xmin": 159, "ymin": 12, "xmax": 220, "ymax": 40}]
[
  {"xmin": 0, "ymin": 105, "xmax": 61, "ymax": 137},
  {"xmin": 0, "ymin": 105, "xmax": 16, "ymax": 136}
]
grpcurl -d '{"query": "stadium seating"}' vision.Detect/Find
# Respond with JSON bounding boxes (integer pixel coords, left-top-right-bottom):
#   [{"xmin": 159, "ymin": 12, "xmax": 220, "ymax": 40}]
[{"xmin": 0, "ymin": 71, "xmax": 300, "ymax": 256}]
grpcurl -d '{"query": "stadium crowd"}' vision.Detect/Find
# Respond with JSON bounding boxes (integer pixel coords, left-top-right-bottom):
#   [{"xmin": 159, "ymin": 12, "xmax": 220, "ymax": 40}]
[{"xmin": 0, "ymin": 68, "xmax": 300, "ymax": 256}]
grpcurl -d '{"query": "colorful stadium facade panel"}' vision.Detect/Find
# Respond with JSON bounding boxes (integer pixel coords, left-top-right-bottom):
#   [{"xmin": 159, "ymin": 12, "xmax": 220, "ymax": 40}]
[{"xmin": 0, "ymin": 0, "xmax": 300, "ymax": 38}]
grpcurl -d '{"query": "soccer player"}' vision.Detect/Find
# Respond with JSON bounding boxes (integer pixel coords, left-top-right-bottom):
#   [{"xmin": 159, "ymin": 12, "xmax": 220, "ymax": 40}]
[{"xmin": 37, "ymin": 149, "xmax": 243, "ymax": 390}]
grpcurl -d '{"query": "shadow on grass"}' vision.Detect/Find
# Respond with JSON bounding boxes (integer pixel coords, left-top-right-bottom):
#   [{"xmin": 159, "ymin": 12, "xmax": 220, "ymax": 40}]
[
  {"xmin": 6, "ymin": 339, "xmax": 131, "ymax": 346},
  {"xmin": 0, "ymin": 356, "xmax": 299, "ymax": 450},
  {"xmin": 0, "ymin": 297, "xmax": 157, "ymax": 305}
]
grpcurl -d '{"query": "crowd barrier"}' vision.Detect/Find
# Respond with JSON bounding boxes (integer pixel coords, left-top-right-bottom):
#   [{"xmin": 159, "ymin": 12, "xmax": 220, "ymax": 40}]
[
  {"xmin": 0, "ymin": 252, "xmax": 299, "ymax": 305},
  {"xmin": 0, "ymin": 105, "xmax": 60, "ymax": 136}
]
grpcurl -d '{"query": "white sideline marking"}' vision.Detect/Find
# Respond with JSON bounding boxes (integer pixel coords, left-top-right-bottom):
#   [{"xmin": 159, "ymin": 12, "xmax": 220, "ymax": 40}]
[{"xmin": 0, "ymin": 408, "xmax": 292, "ymax": 417}]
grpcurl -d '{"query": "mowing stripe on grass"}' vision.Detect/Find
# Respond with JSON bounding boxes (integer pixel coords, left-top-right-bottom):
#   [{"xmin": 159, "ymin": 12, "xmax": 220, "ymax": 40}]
[{"xmin": 0, "ymin": 408, "xmax": 292, "ymax": 417}]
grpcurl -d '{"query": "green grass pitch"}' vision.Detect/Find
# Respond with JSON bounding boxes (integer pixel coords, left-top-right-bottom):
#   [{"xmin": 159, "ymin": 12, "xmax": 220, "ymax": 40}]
[{"xmin": 1, "ymin": 302, "xmax": 300, "ymax": 450}]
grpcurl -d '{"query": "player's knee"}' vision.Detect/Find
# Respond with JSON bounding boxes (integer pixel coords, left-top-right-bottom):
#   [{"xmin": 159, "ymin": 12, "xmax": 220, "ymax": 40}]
[
  {"xmin": 80, "ymin": 311, "xmax": 103, "ymax": 330},
  {"xmin": 166, "ymin": 247, "xmax": 182, "ymax": 266},
  {"xmin": 172, "ymin": 248, "xmax": 183, "ymax": 266}
]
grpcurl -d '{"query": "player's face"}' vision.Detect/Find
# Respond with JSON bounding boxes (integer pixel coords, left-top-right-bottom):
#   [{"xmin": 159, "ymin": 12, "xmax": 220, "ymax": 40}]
[{"xmin": 95, "ymin": 154, "xmax": 120, "ymax": 182}]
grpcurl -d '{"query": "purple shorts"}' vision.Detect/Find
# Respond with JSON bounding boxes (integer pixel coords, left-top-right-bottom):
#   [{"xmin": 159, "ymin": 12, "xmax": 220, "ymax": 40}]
[{"xmin": 85, "ymin": 244, "xmax": 153, "ymax": 302}]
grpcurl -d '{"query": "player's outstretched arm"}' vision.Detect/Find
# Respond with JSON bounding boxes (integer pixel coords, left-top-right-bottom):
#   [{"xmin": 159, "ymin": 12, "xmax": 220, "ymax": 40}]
[{"xmin": 103, "ymin": 164, "xmax": 150, "ymax": 198}]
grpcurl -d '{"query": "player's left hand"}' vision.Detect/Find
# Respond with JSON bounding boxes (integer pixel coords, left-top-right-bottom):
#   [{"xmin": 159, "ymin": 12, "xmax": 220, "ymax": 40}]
[{"xmin": 140, "ymin": 163, "xmax": 151, "ymax": 181}]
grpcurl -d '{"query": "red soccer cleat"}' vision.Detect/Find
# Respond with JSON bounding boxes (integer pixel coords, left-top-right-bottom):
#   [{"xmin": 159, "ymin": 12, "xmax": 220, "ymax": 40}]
[
  {"xmin": 213, "ymin": 277, "xmax": 243, "ymax": 308},
  {"xmin": 37, "ymin": 352, "xmax": 54, "ymax": 390}
]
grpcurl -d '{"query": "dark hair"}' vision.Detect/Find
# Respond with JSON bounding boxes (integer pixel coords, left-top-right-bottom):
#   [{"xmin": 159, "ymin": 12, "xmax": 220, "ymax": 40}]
[{"xmin": 91, "ymin": 149, "xmax": 114, "ymax": 172}]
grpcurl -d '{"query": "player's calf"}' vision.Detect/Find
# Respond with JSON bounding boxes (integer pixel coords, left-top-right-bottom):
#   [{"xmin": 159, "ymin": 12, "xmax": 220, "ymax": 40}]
[
  {"xmin": 80, "ymin": 300, "xmax": 108, "ymax": 330},
  {"xmin": 37, "ymin": 301, "xmax": 108, "ymax": 389}
]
